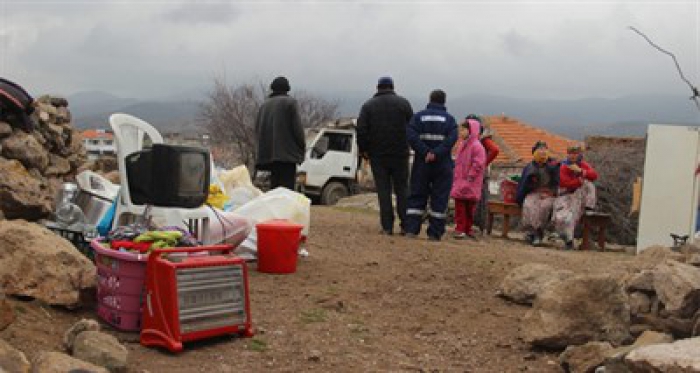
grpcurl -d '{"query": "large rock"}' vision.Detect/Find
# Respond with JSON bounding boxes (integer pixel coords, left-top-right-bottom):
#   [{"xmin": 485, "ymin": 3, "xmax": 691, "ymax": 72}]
[
  {"xmin": 635, "ymin": 314, "xmax": 694, "ymax": 339},
  {"xmin": 72, "ymin": 331, "xmax": 128, "ymax": 372},
  {"xmin": 625, "ymin": 270, "xmax": 655, "ymax": 293},
  {"xmin": 32, "ymin": 351, "xmax": 108, "ymax": 373},
  {"xmin": 498, "ymin": 263, "xmax": 573, "ymax": 305},
  {"xmin": 653, "ymin": 260, "xmax": 700, "ymax": 318},
  {"xmin": 0, "ymin": 220, "xmax": 95, "ymax": 306},
  {"xmin": 1, "ymin": 130, "xmax": 49, "ymax": 172},
  {"xmin": 45, "ymin": 153, "xmax": 71, "ymax": 177},
  {"xmin": 629, "ymin": 292, "xmax": 652, "ymax": 316},
  {"xmin": 636, "ymin": 246, "xmax": 686, "ymax": 267},
  {"xmin": 64, "ymin": 319, "xmax": 101, "ymax": 352},
  {"xmin": 0, "ymin": 292, "xmax": 14, "ymax": 331},
  {"xmin": 603, "ymin": 331, "xmax": 674, "ymax": 372},
  {"xmin": 0, "ymin": 158, "xmax": 53, "ymax": 220},
  {"xmin": 559, "ymin": 341, "xmax": 613, "ymax": 373},
  {"xmin": 624, "ymin": 337, "xmax": 700, "ymax": 372},
  {"xmin": 522, "ymin": 275, "xmax": 631, "ymax": 349},
  {"xmin": 0, "ymin": 338, "xmax": 30, "ymax": 373},
  {"xmin": 0, "ymin": 122, "xmax": 11, "ymax": 138}
]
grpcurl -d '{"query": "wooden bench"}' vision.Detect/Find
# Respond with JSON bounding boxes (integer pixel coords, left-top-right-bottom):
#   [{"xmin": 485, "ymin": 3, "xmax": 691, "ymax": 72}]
[
  {"xmin": 487, "ymin": 201, "xmax": 522, "ymax": 238},
  {"xmin": 580, "ymin": 213, "xmax": 611, "ymax": 251}
]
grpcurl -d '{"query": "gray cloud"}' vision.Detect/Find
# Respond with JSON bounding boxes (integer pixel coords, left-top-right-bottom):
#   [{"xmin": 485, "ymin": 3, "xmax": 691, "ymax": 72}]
[
  {"xmin": 0, "ymin": 1, "xmax": 697, "ymax": 101},
  {"xmin": 501, "ymin": 29, "xmax": 538, "ymax": 56},
  {"xmin": 161, "ymin": 1, "xmax": 239, "ymax": 25}
]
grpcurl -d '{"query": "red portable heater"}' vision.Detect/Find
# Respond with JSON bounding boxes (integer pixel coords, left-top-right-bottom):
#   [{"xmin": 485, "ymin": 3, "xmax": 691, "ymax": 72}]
[{"xmin": 140, "ymin": 246, "xmax": 253, "ymax": 352}]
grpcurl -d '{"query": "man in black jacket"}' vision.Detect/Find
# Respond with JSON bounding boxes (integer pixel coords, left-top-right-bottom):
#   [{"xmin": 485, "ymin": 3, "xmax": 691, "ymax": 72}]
[
  {"xmin": 357, "ymin": 77, "xmax": 414, "ymax": 235},
  {"xmin": 255, "ymin": 76, "xmax": 306, "ymax": 190}
]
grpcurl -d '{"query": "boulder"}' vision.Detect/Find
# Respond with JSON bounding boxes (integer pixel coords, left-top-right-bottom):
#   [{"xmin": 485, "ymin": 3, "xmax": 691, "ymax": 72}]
[
  {"xmin": 0, "ymin": 122, "xmax": 11, "ymax": 138},
  {"xmin": 636, "ymin": 246, "xmax": 685, "ymax": 267},
  {"xmin": 624, "ymin": 337, "xmax": 700, "ymax": 372},
  {"xmin": 635, "ymin": 314, "xmax": 694, "ymax": 339},
  {"xmin": 32, "ymin": 351, "xmax": 108, "ymax": 373},
  {"xmin": 652, "ymin": 260, "xmax": 700, "ymax": 318},
  {"xmin": 522, "ymin": 275, "xmax": 630, "ymax": 349},
  {"xmin": 0, "ymin": 292, "xmax": 14, "ymax": 331},
  {"xmin": 0, "ymin": 220, "xmax": 95, "ymax": 306},
  {"xmin": 498, "ymin": 263, "xmax": 574, "ymax": 305},
  {"xmin": 633, "ymin": 330, "xmax": 674, "ymax": 346},
  {"xmin": 55, "ymin": 106, "xmax": 71, "ymax": 124},
  {"xmin": 0, "ymin": 338, "xmax": 30, "ymax": 373},
  {"xmin": 47, "ymin": 96, "xmax": 68, "ymax": 108},
  {"xmin": 559, "ymin": 341, "xmax": 613, "ymax": 373},
  {"xmin": 629, "ymin": 324, "xmax": 653, "ymax": 338},
  {"xmin": 625, "ymin": 270, "xmax": 655, "ymax": 293},
  {"xmin": 687, "ymin": 253, "xmax": 700, "ymax": 267},
  {"xmin": 629, "ymin": 292, "xmax": 652, "ymax": 316},
  {"xmin": 0, "ymin": 158, "xmax": 53, "ymax": 220},
  {"xmin": 1, "ymin": 130, "xmax": 49, "ymax": 172},
  {"xmin": 603, "ymin": 331, "xmax": 674, "ymax": 373},
  {"xmin": 64, "ymin": 319, "xmax": 101, "ymax": 352},
  {"xmin": 72, "ymin": 331, "xmax": 128, "ymax": 372},
  {"xmin": 45, "ymin": 154, "xmax": 71, "ymax": 177}
]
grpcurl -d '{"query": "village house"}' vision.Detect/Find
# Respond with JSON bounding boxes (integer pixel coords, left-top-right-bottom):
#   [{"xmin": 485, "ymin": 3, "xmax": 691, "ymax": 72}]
[
  {"xmin": 81, "ymin": 129, "xmax": 116, "ymax": 161},
  {"xmin": 481, "ymin": 115, "xmax": 580, "ymax": 196}
]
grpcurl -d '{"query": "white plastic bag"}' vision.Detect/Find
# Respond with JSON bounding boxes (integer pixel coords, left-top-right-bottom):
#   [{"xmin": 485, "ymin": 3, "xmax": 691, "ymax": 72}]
[
  {"xmin": 218, "ymin": 165, "xmax": 263, "ymax": 211},
  {"xmin": 233, "ymin": 187, "xmax": 311, "ymax": 259},
  {"xmin": 203, "ymin": 208, "xmax": 253, "ymax": 247}
]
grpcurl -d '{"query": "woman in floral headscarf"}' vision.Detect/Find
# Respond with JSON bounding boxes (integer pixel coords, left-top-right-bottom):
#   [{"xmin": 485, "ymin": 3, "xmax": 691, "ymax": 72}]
[
  {"xmin": 552, "ymin": 145, "xmax": 598, "ymax": 249},
  {"xmin": 516, "ymin": 141, "xmax": 560, "ymax": 246}
]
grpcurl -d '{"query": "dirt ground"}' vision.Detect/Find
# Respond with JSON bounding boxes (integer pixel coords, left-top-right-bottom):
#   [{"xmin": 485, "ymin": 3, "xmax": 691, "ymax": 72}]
[{"xmin": 1, "ymin": 206, "xmax": 639, "ymax": 373}]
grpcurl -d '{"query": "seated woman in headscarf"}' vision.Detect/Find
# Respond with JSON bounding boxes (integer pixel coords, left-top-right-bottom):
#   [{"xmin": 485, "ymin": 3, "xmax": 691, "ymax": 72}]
[
  {"xmin": 516, "ymin": 141, "xmax": 560, "ymax": 246},
  {"xmin": 552, "ymin": 145, "xmax": 598, "ymax": 249}
]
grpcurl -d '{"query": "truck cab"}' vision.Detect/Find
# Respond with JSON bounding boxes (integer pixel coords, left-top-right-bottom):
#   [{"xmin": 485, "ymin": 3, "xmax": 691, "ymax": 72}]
[{"xmin": 296, "ymin": 119, "xmax": 359, "ymax": 205}]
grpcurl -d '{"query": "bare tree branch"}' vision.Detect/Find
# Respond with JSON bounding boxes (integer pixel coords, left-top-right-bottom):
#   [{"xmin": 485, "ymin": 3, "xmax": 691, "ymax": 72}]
[{"xmin": 629, "ymin": 26, "xmax": 700, "ymax": 112}]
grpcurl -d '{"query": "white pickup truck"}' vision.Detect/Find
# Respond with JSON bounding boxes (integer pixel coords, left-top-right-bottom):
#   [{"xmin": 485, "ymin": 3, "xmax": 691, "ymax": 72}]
[{"xmin": 296, "ymin": 118, "xmax": 362, "ymax": 205}]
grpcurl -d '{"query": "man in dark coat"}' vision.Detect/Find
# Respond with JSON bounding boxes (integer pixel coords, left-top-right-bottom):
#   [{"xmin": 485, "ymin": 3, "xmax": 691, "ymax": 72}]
[
  {"xmin": 357, "ymin": 76, "xmax": 414, "ymax": 235},
  {"xmin": 255, "ymin": 76, "xmax": 306, "ymax": 190}
]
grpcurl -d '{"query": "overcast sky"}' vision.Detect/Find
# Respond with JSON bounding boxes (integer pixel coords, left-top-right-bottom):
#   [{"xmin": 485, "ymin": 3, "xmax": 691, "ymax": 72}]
[{"xmin": 0, "ymin": 0, "xmax": 698, "ymax": 101}]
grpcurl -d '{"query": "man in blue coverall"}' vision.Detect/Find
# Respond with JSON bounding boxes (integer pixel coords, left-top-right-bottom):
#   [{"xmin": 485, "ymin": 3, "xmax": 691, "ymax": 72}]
[{"xmin": 404, "ymin": 89, "xmax": 458, "ymax": 241}]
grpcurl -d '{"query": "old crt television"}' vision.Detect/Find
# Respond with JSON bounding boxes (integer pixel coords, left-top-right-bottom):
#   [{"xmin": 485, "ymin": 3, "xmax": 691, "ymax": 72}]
[{"xmin": 126, "ymin": 144, "xmax": 210, "ymax": 208}]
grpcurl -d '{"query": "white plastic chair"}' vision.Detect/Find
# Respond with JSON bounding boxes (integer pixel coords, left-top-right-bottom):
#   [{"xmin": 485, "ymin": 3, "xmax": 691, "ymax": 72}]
[{"xmin": 109, "ymin": 113, "xmax": 210, "ymax": 241}]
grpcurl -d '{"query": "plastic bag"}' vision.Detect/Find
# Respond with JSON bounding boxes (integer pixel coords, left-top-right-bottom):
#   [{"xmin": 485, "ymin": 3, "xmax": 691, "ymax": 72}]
[
  {"xmin": 218, "ymin": 165, "xmax": 263, "ymax": 211},
  {"xmin": 203, "ymin": 208, "xmax": 253, "ymax": 247},
  {"xmin": 206, "ymin": 184, "xmax": 230, "ymax": 210},
  {"xmin": 233, "ymin": 188, "xmax": 311, "ymax": 259}
]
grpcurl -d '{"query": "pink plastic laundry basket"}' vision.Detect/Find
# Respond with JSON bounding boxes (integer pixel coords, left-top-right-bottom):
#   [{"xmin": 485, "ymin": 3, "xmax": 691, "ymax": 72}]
[{"xmin": 91, "ymin": 240, "xmax": 149, "ymax": 332}]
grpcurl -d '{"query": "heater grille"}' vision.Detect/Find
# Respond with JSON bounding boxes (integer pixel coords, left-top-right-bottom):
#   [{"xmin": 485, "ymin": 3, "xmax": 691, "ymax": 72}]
[{"xmin": 176, "ymin": 265, "xmax": 247, "ymax": 333}]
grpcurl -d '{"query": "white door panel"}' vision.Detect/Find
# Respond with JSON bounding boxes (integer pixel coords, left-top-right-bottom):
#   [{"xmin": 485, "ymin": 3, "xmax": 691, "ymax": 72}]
[{"xmin": 637, "ymin": 124, "xmax": 700, "ymax": 252}]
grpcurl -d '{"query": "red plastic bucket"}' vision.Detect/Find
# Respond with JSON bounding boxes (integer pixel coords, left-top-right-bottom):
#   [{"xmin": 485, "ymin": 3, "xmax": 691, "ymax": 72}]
[
  {"xmin": 256, "ymin": 219, "xmax": 304, "ymax": 274},
  {"xmin": 500, "ymin": 179, "xmax": 518, "ymax": 204}
]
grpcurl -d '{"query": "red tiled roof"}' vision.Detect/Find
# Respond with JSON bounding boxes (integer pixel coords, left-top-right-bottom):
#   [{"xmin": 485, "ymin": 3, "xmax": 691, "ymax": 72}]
[
  {"xmin": 81, "ymin": 129, "xmax": 113, "ymax": 139},
  {"xmin": 484, "ymin": 115, "xmax": 580, "ymax": 166}
]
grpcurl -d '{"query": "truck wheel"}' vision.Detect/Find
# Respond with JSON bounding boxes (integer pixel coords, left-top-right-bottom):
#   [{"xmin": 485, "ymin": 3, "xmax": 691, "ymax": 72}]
[{"xmin": 321, "ymin": 182, "xmax": 349, "ymax": 205}]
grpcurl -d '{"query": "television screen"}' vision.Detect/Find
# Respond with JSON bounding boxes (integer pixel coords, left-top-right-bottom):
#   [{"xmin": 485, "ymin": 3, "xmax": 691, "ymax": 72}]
[
  {"xmin": 126, "ymin": 144, "xmax": 210, "ymax": 208},
  {"xmin": 178, "ymin": 152, "xmax": 207, "ymax": 195}
]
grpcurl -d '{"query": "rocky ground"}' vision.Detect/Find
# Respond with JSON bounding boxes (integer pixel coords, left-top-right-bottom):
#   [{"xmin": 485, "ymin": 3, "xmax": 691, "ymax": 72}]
[{"xmin": 0, "ymin": 206, "xmax": 645, "ymax": 372}]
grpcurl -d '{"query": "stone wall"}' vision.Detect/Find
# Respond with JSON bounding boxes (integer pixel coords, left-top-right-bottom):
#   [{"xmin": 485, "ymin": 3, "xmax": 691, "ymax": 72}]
[
  {"xmin": 0, "ymin": 96, "xmax": 86, "ymax": 220},
  {"xmin": 585, "ymin": 136, "xmax": 646, "ymax": 245}
]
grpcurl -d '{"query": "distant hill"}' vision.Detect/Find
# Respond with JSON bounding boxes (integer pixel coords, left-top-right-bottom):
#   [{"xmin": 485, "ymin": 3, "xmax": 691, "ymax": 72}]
[
  {"xmin": 69, "ymin": 91, "xmax": 202, "ymax": 133},
  {"xmin": 69, "ymin": 90, "xmax": 700, "ymax": 139},
  {"xmin": 335, "ymin": 92, "xmax": 700, "ymax": 139}
]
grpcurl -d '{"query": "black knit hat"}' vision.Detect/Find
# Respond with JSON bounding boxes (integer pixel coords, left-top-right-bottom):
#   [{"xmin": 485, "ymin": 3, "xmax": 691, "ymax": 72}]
[
  {"xmin": 270, "ymin": 76, "xmax": 290, "ymax": 92},
  {"xmin": 532, "ymin": 140, "xmax": 548, "ymax": 154}
]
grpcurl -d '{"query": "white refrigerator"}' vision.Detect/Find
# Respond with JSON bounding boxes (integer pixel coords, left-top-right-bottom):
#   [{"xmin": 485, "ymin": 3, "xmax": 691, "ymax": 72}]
[{"xmin": 637, "ymin": 124, "xmax": 700, "ymax": 252}]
